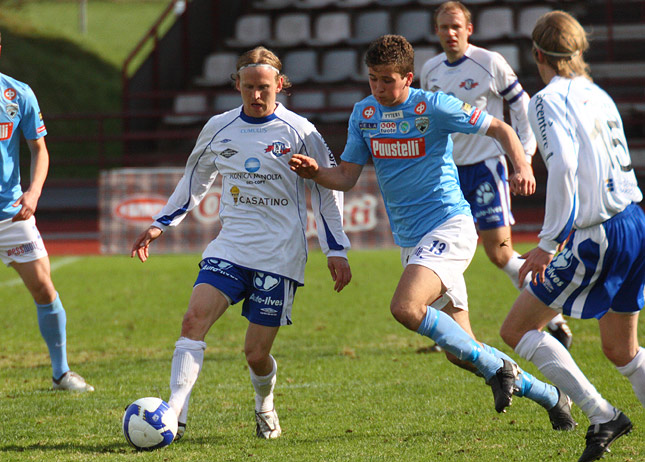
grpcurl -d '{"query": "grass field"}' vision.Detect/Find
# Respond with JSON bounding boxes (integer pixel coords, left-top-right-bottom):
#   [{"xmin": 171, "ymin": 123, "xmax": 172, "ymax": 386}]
[{"xmin": 0, "ymin": 246, "xmax": 643, "ymax": 461}]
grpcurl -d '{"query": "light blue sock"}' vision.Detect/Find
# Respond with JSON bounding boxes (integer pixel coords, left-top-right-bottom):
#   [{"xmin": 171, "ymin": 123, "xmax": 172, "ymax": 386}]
[
  {"xmin": 416, "ymin": 307, "xmax": 502, "ymax": 381},
  {"xmin": 482, "ymin": 344, "xmax": 558, "ymax": 409},
  {"xmin": 36, "ymin": 293, "xmax": 69, "ymax": 380}
]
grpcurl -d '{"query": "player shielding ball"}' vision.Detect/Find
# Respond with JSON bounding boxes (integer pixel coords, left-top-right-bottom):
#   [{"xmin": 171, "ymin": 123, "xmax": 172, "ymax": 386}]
[
  {"xmin": 290, "ymin": 35, "xmax": 575, "ymax": 429},
  {"xmin": 0, "ymin": 32, "xmax": 93, "ymax": 392},
  {"xmin": 131, "ymin": 46, "xmax": 351, "ymax": 441},
  {"xmin": 500, "ymin": 11, "xmax": 644, "ymax": 462}
]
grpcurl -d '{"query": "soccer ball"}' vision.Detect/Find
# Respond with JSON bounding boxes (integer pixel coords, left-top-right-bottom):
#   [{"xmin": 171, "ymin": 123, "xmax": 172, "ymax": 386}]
[{"xmin": 122, "ymin": 397, "xmax": 178, "ymax": 450}]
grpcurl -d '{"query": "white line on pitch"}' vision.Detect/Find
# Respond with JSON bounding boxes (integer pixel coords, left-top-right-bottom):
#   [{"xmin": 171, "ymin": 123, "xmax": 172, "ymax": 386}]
[{"xmin": 0, "ymin": 256, "xmax": 82, "ymax": 288}]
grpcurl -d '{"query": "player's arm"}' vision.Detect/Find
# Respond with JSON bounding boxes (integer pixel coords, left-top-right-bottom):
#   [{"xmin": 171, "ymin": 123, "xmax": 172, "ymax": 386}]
[
  {"xmin": 289, "ymin": 155, "xmax": 363, "ymax": 192},
  {"xmin": 12, "ymin": 138, "xmax": 49, "ymax": 222},
  {"xmin": 485, "ymin": 118, "xmax": 535, "ymax": 196}
]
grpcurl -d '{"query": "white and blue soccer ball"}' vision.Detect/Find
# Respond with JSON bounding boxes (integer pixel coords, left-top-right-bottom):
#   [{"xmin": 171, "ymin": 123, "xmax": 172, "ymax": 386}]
[{"xmin": 122, "ymin": 397, "xmax": 178, "ymax": 450}]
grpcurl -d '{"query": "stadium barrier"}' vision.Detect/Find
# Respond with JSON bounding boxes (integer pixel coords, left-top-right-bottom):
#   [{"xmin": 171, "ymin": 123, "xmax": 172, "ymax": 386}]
[{"xmin": 99, "ymin": 166, "xmax": 395, "ymax": 254}]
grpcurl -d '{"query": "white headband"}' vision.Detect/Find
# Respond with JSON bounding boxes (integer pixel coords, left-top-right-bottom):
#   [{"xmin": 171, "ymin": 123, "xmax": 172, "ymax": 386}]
[
  {"xmin": 238, "ymin": 63, "xmax": 281, "ymax": 74},
  {"xmin": 533, "ymin": 41, "xmax": 580, "ymax": 58}
]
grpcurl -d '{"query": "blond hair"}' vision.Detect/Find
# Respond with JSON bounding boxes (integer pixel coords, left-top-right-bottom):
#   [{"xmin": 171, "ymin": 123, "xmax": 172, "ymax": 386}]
[
  {"xmin": 434, "ymin": 1, "xmax": 472, "ymax": 28},
  {"xmin": 532, "ymin": 11, "xmax": 591, "ymax": 80},
  {"xmin": 232, "ymin": 46, "xmax": 292, "ymax": 89}
]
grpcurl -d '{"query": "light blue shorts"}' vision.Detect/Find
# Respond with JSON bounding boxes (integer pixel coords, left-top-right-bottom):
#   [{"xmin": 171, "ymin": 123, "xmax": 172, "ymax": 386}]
[{"xmin": 529, "ymin": 204, "xmax": 645, "ymax": 319}]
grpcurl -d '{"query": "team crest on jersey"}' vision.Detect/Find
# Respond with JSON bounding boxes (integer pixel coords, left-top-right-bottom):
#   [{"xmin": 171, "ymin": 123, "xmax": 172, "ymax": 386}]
[
  {"xmin": 414, "ymin": 102, "xmax": 426, "ymax": 115},
  {"xmin": 415, "ymin": 117, "xmax": 429, "ymax": 134},
  {"xmin": 265, "ymin": 142, "xmax": 291, "ymax": 157},
  {"xmin": 0, "ymin": 122, "xmax": 13, "ymax": 141},
  {"xmin": 362, "ymin": 106, "xmax": 376, "ymax": 119},
  {"xmin": 219, "ymin": 148, "xmax": 238, "ymax": 158},
  {"xmin": 459, "ymin": 79, "xmax": 479, "ymax": 90},
  {"xmin": 5, "ymin": 103, "xmax": 18, "ymax": 119},
  {"xmin": 399, "ymin": 121, "xmax": 411, "ymax": 134},
  {"xmin": 3, "ymin": 88, "xmax": 17, "ymax": 101}
]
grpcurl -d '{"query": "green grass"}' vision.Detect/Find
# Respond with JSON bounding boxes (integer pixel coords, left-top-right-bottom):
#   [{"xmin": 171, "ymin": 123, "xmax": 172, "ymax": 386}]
[{"xmin": 0, "ymin": 246, "xmax": 643, "ymax": 461}]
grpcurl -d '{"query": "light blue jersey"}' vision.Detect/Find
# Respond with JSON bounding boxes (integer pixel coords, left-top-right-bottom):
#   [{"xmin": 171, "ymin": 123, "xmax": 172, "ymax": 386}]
[
  {"xmin": 0, "ymin": 73, "xmax": 47, "ymax": 220},
  {"xmin": 341, "ymin": 87, "xmax": 491, "ymax": 247}
]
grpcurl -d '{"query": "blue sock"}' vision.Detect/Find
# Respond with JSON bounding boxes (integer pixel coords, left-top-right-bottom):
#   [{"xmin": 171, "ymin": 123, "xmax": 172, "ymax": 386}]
[
  {"xmin": 416, "ymin": 307, "xmax": 502, "ymax": 381},
  {"xmin": 36, "ymin": 293, "xmax": 69, "ymax": 380},
  {"xmin": 481, "ymin": 344, "xmax": 558, "ymax": 409}
]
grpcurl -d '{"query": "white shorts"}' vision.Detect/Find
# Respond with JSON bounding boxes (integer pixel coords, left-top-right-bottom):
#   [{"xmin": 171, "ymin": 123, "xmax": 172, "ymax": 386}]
[
  {"xmin": 0, "ymin": 216, "xmax": 48, "ymax": 266},
  {"xmin": 400, "ymin": 214, "xmax": 477, "ymax": 311}
]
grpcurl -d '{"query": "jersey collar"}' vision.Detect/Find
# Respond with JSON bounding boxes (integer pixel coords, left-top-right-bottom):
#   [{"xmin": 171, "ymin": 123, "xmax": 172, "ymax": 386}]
[{"xmin": 239, "ymin": 104, "xmax": 280, "ymax": 124}]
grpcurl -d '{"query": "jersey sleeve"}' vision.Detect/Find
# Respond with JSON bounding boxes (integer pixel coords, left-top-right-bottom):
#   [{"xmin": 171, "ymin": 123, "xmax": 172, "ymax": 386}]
[
  {"xmin": 433, "ymin": 91, "xmax": 492, "ymax": 137},
  {"xmin": 152, "ymin": 119, "xmax": 219, "ymax": 230},
  {"xmin": 18, "ymin": 84, "xmax": 47, "ymax": 139},
  {"xmin": 301, "ymin": 127, "xmax": 350, "ymax": 258},
  {"xmin": 491, "ymin": 53, "xmax": 536, "ymax": 163},
  {"xmin": 340, "ymin": 105, "xmax": 372, "ymax": 165},
  {"xmin": 529, "ymin": 93, "xmax": 578, "ymax": 253}
]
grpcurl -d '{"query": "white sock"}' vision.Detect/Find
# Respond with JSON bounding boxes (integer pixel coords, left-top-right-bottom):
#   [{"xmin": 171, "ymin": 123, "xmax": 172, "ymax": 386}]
[
  {"xmin": 516, "ymin": 329, "xmax": 615, "ymax": 424},
  {"xmin": 616, "ymin": 347, "xmax": 645, "ymax": 407},
  {"xmin": 546, "ymin": 313, "xmax": 567, "ymax": 330},
  {"xmin": 249, "ymin": 355, "xmax": 277, "ymax": 412},
  {"xmin": 502, "ymin": 251, "xmax": 530, "ymax": 290},
  {"xmin": 168, "ymin": 337, "xmax": 206, "ymax": 423}
]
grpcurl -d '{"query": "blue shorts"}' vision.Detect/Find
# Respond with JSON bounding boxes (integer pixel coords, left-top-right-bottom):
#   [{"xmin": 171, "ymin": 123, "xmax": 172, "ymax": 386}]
[
  {"xmin": 529, "ymin": 204, "xmax": 645, "ymax": 319},
  {"xmin": 194, "ymin": 258, "xmax": 296, "ymax": 327},
  {"xmin": 458, "ymin": 157, "xmax": 514, "ymax": 231}
]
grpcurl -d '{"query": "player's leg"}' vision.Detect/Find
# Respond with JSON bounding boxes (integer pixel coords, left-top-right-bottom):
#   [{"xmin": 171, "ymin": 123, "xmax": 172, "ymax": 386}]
[
  {"xmin": 503, "ymin": 290, "xmax": 618, "ymax": 424},
  {"xmin": 4, "ymin": 217, "xmax": 92, "ymax": 391},
  {"xmin": 243, "ymin": 272, "xmax": 296, "ymax": 439},
  {"xmin": 245, "ymin": 323, "xmax": 281, "ymax": 439},
  {"xmin": 601, "ymin": 312, "xmax": 645, "ymax": 406},
  {"xmin": 168, "ymin": 282, "xmax": 230, "ymax": 437}
]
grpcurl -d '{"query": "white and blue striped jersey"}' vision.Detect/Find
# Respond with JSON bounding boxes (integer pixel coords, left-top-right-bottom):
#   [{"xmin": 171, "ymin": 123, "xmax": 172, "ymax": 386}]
[
  {"xmin": 341, "ymin": 87, "xmax": 491, "ymax": 247},
  {"xmin": 152, "ymin": 103, "xmax": 349, "ymax": 284},
  {"xmin": 419, "ymin": 44, "xmax": 536, "ymax": 165},
  {"xmin": 528, "ymin": 75, "xmax": 643, "ymax": 253},
  {"xmin": 0, "ymin": 73, "xmax": 47, "ymax": 220}
]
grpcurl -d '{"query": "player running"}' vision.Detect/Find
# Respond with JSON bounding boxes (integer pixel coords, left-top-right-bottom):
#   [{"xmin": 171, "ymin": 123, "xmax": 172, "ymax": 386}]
[
  {"xmin": 419, "ymin": 1, "xmax": 572, "ymax": 348},
  {"xmin": 500, "ymin": 11, "xmax": 644, "ymax": 462},
  {"xmin": 0, "ymin": 32, "xmax": 93, "ymax": 392},
  {"xmin": 290, "ymin": 34, "xmax": 575, "ymax": 429},
  {"xmin": 131, "ymin": 46, "xmax": 351, "ymax": 441}
]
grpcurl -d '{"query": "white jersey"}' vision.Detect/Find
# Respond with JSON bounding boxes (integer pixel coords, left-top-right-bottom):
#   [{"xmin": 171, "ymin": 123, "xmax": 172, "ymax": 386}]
[
  {"xmin": 419, "ymin": 44, "xmax": 536, "ymax": 165},
  {"xmin": 152, "ymin": 103, "xmax": 350, "ymax": 284},
  {"xmin": 528, "ymin": 75, "xmax": 643, "ymax": 253}
]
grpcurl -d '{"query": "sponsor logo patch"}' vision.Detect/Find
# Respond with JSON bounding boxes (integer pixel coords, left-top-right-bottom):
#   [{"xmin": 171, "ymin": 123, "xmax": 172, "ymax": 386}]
[
  {"xmin": 414, "ymin": 102, "xmax": 426, "ymax": 114},
  {"xmin": 468, "ymin": 108, "xmax": 482, "ymax": 125},
  {"xmin": 399, "ymin": 121, "xmax": 411, "ymax": 134},
  {"xmin": 3, "ymin": 88, "xmax": 17, "ymax": 101},
  {"xmin": 219, "ymin": 148, "xmax": 238, "ymax": 158},
  {"xmin": 254, "ymin": 272, "xmax": 281, "ymax": 291},
  {"xmin": 244, "ymin": 157, "xmax": 261, "ymax": 172},
  {"xmin": 370, "ymin": 138, "xmax": 426, "ymax": 158},
  {"xmin": 379, "ymin": 122, "xmax": 397, "ymax": 134},
  {"xmin": 382, "ymin": 110, "xmax": 403, "ymax": 120},
  {"xmin": 359, "ymin": 122, "xmax": 377, "ymax": 130},
  {"xmin": 0, "ymin": 122, "xmax": 13, "ymax": 141},
  {"xmin": 362, "ymin": 106, "xmax": 376, "ymax": 119}
]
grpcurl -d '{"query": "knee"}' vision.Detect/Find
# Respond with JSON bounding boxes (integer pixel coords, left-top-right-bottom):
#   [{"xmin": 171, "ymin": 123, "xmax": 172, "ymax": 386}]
[
  {"xmin": 245, "ymin": 346, "xmax": 269, "ymax": 372},
  {"xmin": 499, "ymin": 321, "xmax": 521, "ymax": 349},
  {"xmin": 390, "ymin": 300, "xmax": 422, "ymax": 331},
  {"xmin": 485, "ymin": 248, "xmax": 510, "ymax": 269},
  {"xmin": 180, "ymin": 309, "xmax": 206, "ymax": 338},
  {"xmin": 602, "ymin": 343, "xmax": 634, "ymax": 367},
  {"xmin": 32, "ymin": 282, "xmax": 57, "ymax": 305}
]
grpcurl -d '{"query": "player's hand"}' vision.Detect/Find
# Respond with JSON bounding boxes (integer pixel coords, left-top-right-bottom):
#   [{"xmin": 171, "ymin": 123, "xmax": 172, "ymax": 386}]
[
  {"xmin": 11, "ymin": 190, "xmax": 39, "ymax": 222},
  {"xmin": 509, "ymin": 164, "xmax": 536, "ymax": 196},
  {"xmin": 327, "ymin": 256, "xmax": 351, "ymax": 292},
  {"xmin": 130, "ymin": 226, "xmax": 163, "ymax": 262},
  {"xmin": 519, "ymin": 247, "xmax": 554, "ymax": 286},
  {"xmin": 289, "ymin": 154, "xmax": 320, "ymax": 179}
]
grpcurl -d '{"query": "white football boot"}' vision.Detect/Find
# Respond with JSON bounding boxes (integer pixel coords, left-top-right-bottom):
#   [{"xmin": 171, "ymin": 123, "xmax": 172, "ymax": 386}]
[
  {"xmin": 255, "ymin": 409, "xmax": 281, "ymax": 439},
  {"xmin": 52, "ymin": 371, "xmax": 94, "ymax": 392}
]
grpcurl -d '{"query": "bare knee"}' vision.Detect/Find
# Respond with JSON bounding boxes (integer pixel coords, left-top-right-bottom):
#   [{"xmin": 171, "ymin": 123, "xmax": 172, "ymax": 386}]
[
  {"xmin": 484, "ymin": 247, "xmax": 511, "ymax": 269},
  {"xmin": 602, "ymin": 343, "xmax": 635, "ymax": 367},
  {"xmin": 31, "ymin": 281, "xmax": 57, "ymax": 305},
  {"xmin": 390, "ymin": 300, "xmax": 424, "ymax": 331},
  {"xmin": 245, "ymin": 346, "xmax": 270, "ymax": 373},
  {"xmin": 180, "ymin": 308, "xmax": 208, "ymax": 339}
]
